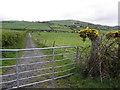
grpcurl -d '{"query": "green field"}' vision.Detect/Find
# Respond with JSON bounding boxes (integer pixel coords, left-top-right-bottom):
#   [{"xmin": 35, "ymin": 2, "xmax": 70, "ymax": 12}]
[
  {"xmin": 2, "ymin": 21, "xmax": 51, "ymax": 30},
  {"xmin": 32, "ymin": 32, "xmax": 91, "ymax": 64},
  {"xmin": 2, "ymin": 20, "xmax": 118, "ymax": 33},
  {"xmin": 50, "ymin": 25, "xmax": 72, "ymax": 32},
  {"xmin": 31, "ymin": 31, "xmax": 120, "ymax": 88},
  {"xmin": 50, "ymin": 20, "xmax": 74, "ymax": 25},
  {"xmin": 32, "ymin": 32, "xmax": 90, "ymax": 47},
  {"xmin": 2, "ymin": 21, "xmax": 73, "ymax": 32}
]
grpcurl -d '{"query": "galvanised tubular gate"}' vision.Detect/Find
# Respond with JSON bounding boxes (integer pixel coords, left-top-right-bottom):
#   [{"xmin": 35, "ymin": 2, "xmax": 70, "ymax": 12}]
[{"xmin": 0, "ymin": 46, "xmax": 77, "ymax": 89}]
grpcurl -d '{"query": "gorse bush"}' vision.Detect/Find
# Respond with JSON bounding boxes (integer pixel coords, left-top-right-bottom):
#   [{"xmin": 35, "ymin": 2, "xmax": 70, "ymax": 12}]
[
  {"xmin": 78, "ymin": 27, "xmax": 101, "ymax": 77},
  {"xmin": 78, "ymin": 28, "xmax": 120, "ymax": 79},
  {"xmin": 105, "ymin": 30, "xmax": 120, "ymax": 78}
]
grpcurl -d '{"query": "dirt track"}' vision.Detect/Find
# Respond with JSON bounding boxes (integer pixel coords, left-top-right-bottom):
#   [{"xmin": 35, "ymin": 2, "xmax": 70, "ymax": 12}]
[{"xmin": 2, "ymin": 33, "xmax": 53, "ymax": 89}]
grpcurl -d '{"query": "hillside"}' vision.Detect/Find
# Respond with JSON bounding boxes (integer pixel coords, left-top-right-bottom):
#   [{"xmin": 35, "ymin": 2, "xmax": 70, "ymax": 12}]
[
  {"xmin": 1, "ymin": 20, "xmax": 119, "ymax": 32},
  {"xmin": 49, "ymin": 20, "xmax": 119, "ymax": 31}
]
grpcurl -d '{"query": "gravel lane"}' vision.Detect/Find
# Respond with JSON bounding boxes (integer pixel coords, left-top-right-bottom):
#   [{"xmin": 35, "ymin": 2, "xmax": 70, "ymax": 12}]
[{"xmin": 2, "ymin": 33, "xmax": 53, "ymax": 89}]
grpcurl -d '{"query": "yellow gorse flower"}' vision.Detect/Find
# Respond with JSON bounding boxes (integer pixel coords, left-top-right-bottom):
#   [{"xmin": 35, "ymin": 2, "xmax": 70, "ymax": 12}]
[
  {"xmin": 85, "ymin": 27, "xmax": 89, "ymax": 30},
  {"xmin": 78, "ymin": 27, "xmax": 99, "ymax": 39},
  {"xmin": 106, "ymin": 30, "xmax": 120, "ymax": 38}
]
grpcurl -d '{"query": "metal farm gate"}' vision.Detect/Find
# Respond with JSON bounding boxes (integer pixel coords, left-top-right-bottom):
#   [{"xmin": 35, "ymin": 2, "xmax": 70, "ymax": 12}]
[{"xmin": 0, "ymin": 46, "xmax": 78, "ymax": 89}]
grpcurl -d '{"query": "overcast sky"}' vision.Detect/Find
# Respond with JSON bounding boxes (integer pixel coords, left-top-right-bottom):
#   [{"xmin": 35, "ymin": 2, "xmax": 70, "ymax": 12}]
[{"xmin": 1, "ymin": 0, "xmax": 119, "ymax": 26}]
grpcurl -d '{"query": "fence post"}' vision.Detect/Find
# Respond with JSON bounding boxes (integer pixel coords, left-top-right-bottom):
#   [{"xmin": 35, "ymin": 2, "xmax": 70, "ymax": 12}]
[
  {"xmin": 52, "ymin": 48, "xmax": 55, "ymax": 88},
  {"xmin": 53, "ymin": 41, "xmax": 55, "ymax": 47},
  {"xmin": 16, "ymin": 51, "xmax": 19, "ymax": 88}
]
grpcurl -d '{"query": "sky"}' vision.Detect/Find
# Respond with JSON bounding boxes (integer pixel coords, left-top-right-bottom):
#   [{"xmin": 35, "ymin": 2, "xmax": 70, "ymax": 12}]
[{"xmin": 1, "ymin": 0, "xmax": 119, "ymax": 26}]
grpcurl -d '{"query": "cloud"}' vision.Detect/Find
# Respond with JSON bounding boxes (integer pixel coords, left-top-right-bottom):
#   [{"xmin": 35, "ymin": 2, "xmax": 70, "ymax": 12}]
[{"xmin": 1, "ymin": 0, "xmax": 119, "ymax": 26}]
